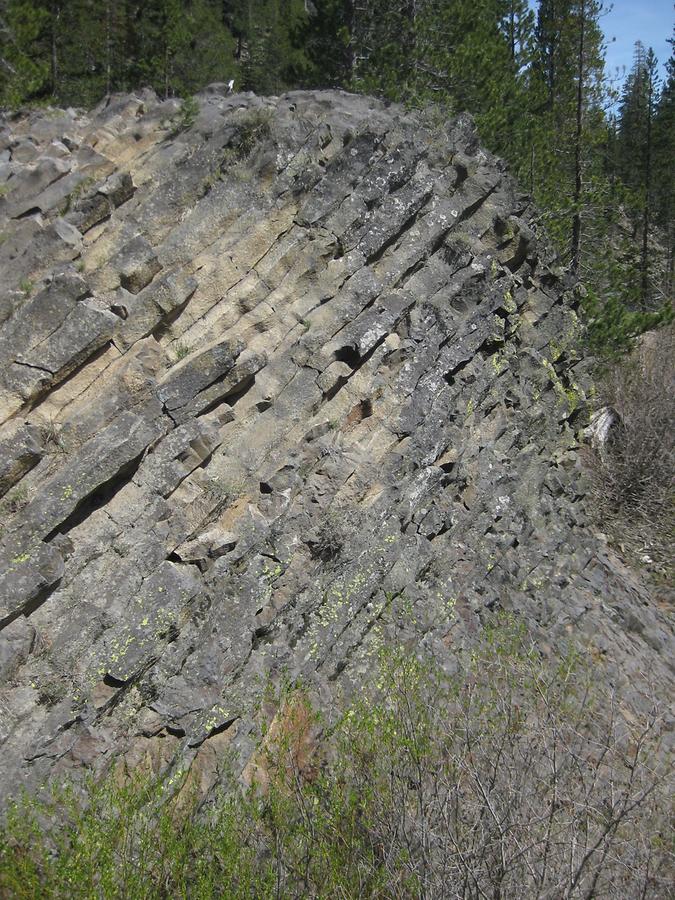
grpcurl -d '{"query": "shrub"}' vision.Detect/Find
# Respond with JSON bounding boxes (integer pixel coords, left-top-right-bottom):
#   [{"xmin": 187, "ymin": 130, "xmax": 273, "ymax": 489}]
[
  {"xmin": 1, "ymin": 616, "xmax": 671, "ymax": 898},
  {"xmin": 589, "ymin": 324, "xmax": 674, "ymax": 568},
  {"xmin": 234, "ymin": 107, "xmax": 272, "ymax": 158},
  {"xmin": 170, "ymin": 96, "xmax": 200, "ymax": 136},
  {"xmin": 173, "ymin": 342, "xmax": 192, "ymax": 361},
  {"xmin": 582, "ymin": 285, "xmax": 673, "ymax": 359}
]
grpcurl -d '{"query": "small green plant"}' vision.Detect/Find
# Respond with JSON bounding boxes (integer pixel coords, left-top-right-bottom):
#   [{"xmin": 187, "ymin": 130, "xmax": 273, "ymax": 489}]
[
  {"xmin": 170, "ymin": 96, "xmax": 199, "ymax": 136},
  {"xmin": 0, "ymin": 484, "xmax": 29, "ymax": 518},
  {"xmin": 173, "ymin": 342, "xmax": 191, "ymax": 361},
  {"xmin": 310, "ymin": 504, "xmax": 362, "ymax": 561},
  {"xmin": 0, "ymin": 183, "xmax": 11, "ymax": 198},
  {"xmin": 59, "ymin": 175, "xmax": 96, "ymax": 216},
  {"xmin": 18, "ymin": 278, "xmax": 33, "ymax": 296},
  {"xmin": 42, "ymin": 416, "xmax": 66, "ymax": 454},
  {"xmin": 197, "ymin": 109, "xmax": 272, "ymax": 192},
  {"xmin": 207, "ymin": 474, "xmax": 247, "ymax": 504},
  {"xmin": 235, "ymin": 107, "xmax": 272, "ymax": 157}
]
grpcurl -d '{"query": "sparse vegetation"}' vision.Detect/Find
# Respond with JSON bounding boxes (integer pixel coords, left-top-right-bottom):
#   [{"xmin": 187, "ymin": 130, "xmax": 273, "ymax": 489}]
[
  {"xmin": 589, "ymin": 324, "xmax": 674, "ymax": 571},
  {"xmin": 19, "ymin": 278, "xmax": 33, "ymax": 296},
  {"xmin": 310, "ymin": 504, "xmax": 362, "ymax": 561},
  {"xmin": 59, "ymin": 176, "xmax": 97, "ymax": 217},
  {"xmin": 0, "ymin": 617, "xmax": 671, "ymax": 898},
  {"xmin": 41, "ymin": 417, "xmax": 66, "ymax": 455},
  {"xmin": 173, "ymin": 342, "xmax": 192, "ymax": 361},
  {"xmin": 206, "ymin": 474, "xmax": 247, "ymax": 505},
  {"xmin": 234, "ymin": 107, "xmax": 272, "ymax": 158},
  {"xmin": 0, "ymin": 484, "xmax": 29, "ymax": 518},
  {"xmin": 197, "ymin": 109, "xmax": 273, "ymax": 195},
  {"xmin": 170, "ymin": 96, "xmax": 200, "ymax": 137}
]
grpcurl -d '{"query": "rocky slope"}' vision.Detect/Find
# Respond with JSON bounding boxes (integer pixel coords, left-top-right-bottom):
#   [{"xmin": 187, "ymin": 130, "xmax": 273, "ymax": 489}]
[{"xmin": 0, "ymin": 88, "xmax": 671, "ymax": 799}]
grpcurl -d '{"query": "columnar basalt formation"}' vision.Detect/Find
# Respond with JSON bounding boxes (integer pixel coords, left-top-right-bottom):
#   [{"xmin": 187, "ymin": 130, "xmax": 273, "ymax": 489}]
[{"xmin": 0, "ymin": 89, "xmax": 671, "ymax": 798}]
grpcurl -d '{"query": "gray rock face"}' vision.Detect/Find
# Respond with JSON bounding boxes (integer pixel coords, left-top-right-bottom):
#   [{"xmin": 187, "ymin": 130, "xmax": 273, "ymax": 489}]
[{"xmin": 0, "ymin": 89, "xmax": 671, "ymax": 801}]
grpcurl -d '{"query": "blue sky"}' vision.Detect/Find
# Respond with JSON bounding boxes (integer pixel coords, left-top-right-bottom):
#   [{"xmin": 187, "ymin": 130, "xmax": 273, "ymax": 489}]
[{"xmin": 602, "ymin": 0, "xmax": 673, "ymax": 84}]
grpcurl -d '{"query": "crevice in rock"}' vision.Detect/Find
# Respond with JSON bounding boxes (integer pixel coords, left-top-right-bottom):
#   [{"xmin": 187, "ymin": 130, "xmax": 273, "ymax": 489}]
[
  {"xmin": 27, "ymin": 341, "xmax": 114, "ymax": 417},
  {"xmin": 325, "ymin": 588, "xmax": 402, "ymax": 681},
  {"xmin": 189, "ymin": 373, "xmax": 257, "ymax": 421},
  {"xmin": 44, "ymin": 451, "xmax": 146, "ymax": 542},
  {"xmin": 12, "ymin": 359, "xmax": 54, "ymax": 375},
  {"xmin": 322, "ymin": 373, "xmax": 350, "ymax": 403},
  {"xmin": 150, "ymin": 287, "xmax": 198, "ymax": 341},
  {"xmin": 189, "ymin": 715, "xmax": 238, "ymax": 748},
  {"xmin": 455, "ymin": 181, "xmax": 500, "ymax": 225},
  {"xmin": 224, "ymin": 373, "xmax": 256, "ymax": 406},
  {"xmin": 13, "ymin": 206, "xmax": 42, "ymax": 220},
  {"xmin": 95, "ymin": 657, "xmax": 158, "ymax": 718},
  {"xmin": 0, "ymin": 577, "xmax": 63, "ymax": 632},
  {"xmin": 166, "ymin": 724, "xmax": 186, "ymax": 737},
  {"xmin": 443, "ymin": 357, "xmax": 472, "ymax": 386}
]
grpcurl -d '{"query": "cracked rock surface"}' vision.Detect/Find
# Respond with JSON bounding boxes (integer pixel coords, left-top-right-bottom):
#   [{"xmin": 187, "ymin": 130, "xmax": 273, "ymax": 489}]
[{"xmin": 0, "ymin": 88, "xmax": 672, "ymax": 800}]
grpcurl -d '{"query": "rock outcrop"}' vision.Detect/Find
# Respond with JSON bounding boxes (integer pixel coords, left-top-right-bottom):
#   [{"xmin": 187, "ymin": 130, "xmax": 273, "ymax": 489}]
[{"xmin": 0, "ymin": 89, "xmax": 671, "ymax": 799}]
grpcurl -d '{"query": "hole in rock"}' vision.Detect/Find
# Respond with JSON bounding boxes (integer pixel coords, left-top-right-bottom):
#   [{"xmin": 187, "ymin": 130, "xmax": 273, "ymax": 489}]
[
  {"xmin": 334, "ymin": 345, "xmax": 361, "ymax": 369},
  {"xmin": 259, "ymin": 481, "xmax": 273, "ymax": 494},
  {"xmin": 166, "ymin": 725, "xmax": 186, "ymax": 737},
  {"xmin": 14, "ymin": 206, "xmax": 41, "ymax": 220},
  {"xmin": 345, "ymin": 398, "xmax": 373, "ymax": 427}
]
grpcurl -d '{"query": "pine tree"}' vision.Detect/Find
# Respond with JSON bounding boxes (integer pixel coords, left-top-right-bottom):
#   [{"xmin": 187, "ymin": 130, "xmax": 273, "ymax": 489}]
[
  {"xmin": 652, "ymin": 29, "xmax": 674, "ymax": 296},
  {"xmin": 638, "ymin": 47, "xmax": 658, "ymax": 305},
  {"xmin": 288, "ymin": 0, "xmax": 352, "ymax": 89},
  {"xmin": 530, "ymin": 0, "xmax": 607, "ymax": 272},
  {"xmin": 616, "ymin": 41, "xmax": 649, "ymax": 199},
  {"xmin": 0, "ymin": 0, "xmax": 50, "ymax": 106}
]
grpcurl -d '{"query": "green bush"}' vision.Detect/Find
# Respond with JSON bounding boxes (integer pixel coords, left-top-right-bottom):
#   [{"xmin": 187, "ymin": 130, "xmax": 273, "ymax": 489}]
[
  {"xmin": 170, "ymin": 96, "xmax": 200, "ymax": 137},
  {"xmin": 581, "ymin": 285, "xmax": 673, "ymax": 359},
  {"xmin": 232, "ymin": 108, "xmax": 272, "ymax": 159},
  {"xmin": 1, "ymin": 617, "xmax": 672, "ymax": 898}
]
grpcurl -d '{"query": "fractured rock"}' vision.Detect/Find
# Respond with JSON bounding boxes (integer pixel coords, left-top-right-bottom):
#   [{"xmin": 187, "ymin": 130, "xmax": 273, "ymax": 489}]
[{"xmin": 0, "ymin": 88, "xmax": 671, "ymax": 806}]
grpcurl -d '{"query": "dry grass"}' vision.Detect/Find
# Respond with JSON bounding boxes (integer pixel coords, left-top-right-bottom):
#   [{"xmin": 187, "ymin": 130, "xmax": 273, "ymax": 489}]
[{"xmin": 589, "ymin": 325, "xmax": 674, "ymax": 573}]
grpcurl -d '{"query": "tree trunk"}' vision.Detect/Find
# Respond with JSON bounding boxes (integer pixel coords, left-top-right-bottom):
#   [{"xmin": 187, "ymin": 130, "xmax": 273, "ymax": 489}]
[
  {"xmin": 105, "ymin": 0, "xmax": 112, "ymax": 95},
  {"xmin": 640, "ymin": 65, "xmax": 654, "ymax": 307},
  {"xmin": 571, "ymin": 0, "xmax": 585, "ymax": 274},
  {"xmin": 50, "ymin": 1, "xmax": 59, "ymax": 97}
]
